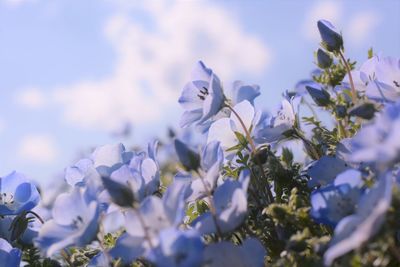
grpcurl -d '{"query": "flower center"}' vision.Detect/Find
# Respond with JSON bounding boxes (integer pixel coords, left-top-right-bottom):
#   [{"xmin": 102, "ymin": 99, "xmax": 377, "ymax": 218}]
[
  {"xmin": 197, "ymin": 86, "xmax": 209, "ymax": 101},
  {"xmin": 72, "ymin": 215, "xmax": 84, "ymax": 228},
  {"xmin": 0, "ymin": 192, "xmax": 15, "ymax": 207}
]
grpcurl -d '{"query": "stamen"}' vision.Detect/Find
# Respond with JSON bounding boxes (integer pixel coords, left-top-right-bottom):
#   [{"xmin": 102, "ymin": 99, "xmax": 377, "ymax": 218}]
[
  {"xmin": 0, "ymin": 192, "xmax": 14, "ymax": 206},
  {"xmin": 197, "ymin": 86, "xmax": 209, "ymax": 100}
]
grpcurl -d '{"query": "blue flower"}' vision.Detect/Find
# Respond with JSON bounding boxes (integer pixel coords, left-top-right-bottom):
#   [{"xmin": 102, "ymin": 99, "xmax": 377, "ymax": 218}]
[
  {"xmin": 109, "ymin": 233, "xmax": 145, "ymax": 264},
  {"xmin": 317, "ymin": 20, "xmax": 343, "ymax": 53},
  {"xmin": 178, "ymin": 61, "xmax": 225, "ymax": 127},
  {"xmin": 111, "ymin": 181, "xmax": 189, "ymax": 263},
  {"xmin": 228, "ymin": 81, "xmax": 260, "ymax": 106},
  {"xmin": 304, "ymin": 156, "xmax": 350, "ymax": 188},
  {"xmin": 88, "ymin": 252, "xmax": 109, "ymax": 267},
  {"xmin": 123, "ymin": 180, "xmax": 188, "ymax": 247},
  {"xmin": 178, "ymin": 141, "xmax": 224, "ymax": 202},
  {"xmin": 324, "ymin": 172, "xmax": 393, "ymax": 266},
  {"xmin": 349, "ymin": 100, "xmax": 400, "ymax": 168},
  {"xmin": 207, "ymin": 100, "xmax": 256, "ymax": 152},
  {"xmin": 0, "ymin": 171, "xmax": 40, "ymax": 216},
  {"xmin": 193, "ymin": 170, "xmax": 250, "ymax": 235},
  {"xmin": 148, "ymin": 229, "xmax": 204, "ymax": 267},
  {"xmin": 65, "ymin": 143, "xmax": 132, "ymax": 188},
  {"xmin": 35, "ymin": 188, "xmax": 100, "ymax": 256},
  {"xmin": 203, "ymin": 238, "xmax": 266, "ymax": 267},
  {"xmin": 201, "ymin": 140, "xmax": 224, "ymax": 172},
  {"xmin": 343, "ymin": 55, "xmax": 400, "ymax": 103},
  {"xmin": 103, "ymin": 142, "xmax": 160, "ymax": 204},
  {"xmin": 310, "ymin": 169, "xmax": 365, "ymax": 227},
  {"xmin": 255, "ymin": 94, "xmax": 300, "ymax": 143},
  {"xmin": 0, "ymin": 238, "xmax": 21, "ymax": 267}
]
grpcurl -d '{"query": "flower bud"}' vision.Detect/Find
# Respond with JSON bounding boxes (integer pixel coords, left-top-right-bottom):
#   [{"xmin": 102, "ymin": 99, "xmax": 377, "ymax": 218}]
[
  {"xmin": 349, "ymin": 103, "xmax": 376, "ymax": 120},
  {"xmin": 317, "ymin": 20, "xmax": 343, "ymax": 53},
  {"xmin": 101, "ymin": 176, "xmax": 135, "ymax": 207},
  {"xmin": 316, "ymin": 48, "xmax": 333, "ymax": 69},
  {"xmin": 306, "ymin": 85, "xmax": 331, "ymax": 107},
  {"xmin": 174, "ymin": 139, "xmax": 200, "ymax": 171}
]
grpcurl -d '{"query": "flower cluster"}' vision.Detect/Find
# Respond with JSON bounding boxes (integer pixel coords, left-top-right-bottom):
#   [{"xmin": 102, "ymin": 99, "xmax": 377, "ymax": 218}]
[{"xmin": 2, "ymin": 19, "xmax": 400, "ymax": 267}]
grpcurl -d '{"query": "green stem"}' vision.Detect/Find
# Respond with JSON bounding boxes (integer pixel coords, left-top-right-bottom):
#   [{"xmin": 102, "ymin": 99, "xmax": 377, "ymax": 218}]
[
  {"xmin": 195, "ymin": 170, "xmax": 223, "ymax": 238},
  {"xmin": 338, "ymin": 51, "xmax": 357, "ymax": 104},
  {"xmin": 225, "ymin": 103, "xmax": 274, "ymax": 203}
]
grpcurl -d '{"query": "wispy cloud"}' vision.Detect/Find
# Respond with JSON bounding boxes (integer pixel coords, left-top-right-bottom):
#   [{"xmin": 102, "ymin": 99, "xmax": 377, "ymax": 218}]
[
  {"xmin": 347, "ymin": 11, "xmax": 380, "ymax": 45},
  {"xmin": 1, "ymin": 0, "xmax": 36, "ymax": 7},
  {"xmin": 17, "ymin": 134, "xmax": 58, "ymax": 164},
  {"xmin": 53, "ymin": 1, "xmax": 271, "ymax": 131},
  {"xmin": 16, "ymin": 87, "xmax": 46, "ymax": 109}
]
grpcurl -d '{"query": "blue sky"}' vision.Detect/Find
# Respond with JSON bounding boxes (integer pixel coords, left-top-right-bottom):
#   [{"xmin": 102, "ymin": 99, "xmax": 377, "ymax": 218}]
[{"xmin": 0, "ymin": 0, "xmax": 399, "ymax": 186}]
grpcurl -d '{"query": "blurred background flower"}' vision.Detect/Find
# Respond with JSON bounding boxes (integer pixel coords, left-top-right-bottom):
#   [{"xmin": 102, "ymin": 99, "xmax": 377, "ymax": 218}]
[{"xmin": 0, "ymin": 0, "xmax": 399, "ymax": 186}]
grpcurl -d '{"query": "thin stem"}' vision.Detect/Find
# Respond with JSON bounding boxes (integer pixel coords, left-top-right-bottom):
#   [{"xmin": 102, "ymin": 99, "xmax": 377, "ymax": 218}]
[
  {"xmin": 132, "ymin": 208, "xmax": 155, "ymax": 250},
  {"xmin": 26, "ymin": 211, "xmax": 45, "ymax": 224},
  {"xmin": 195, "ymin": 170, "xmax": 224, "ymax": 238},
  {"xmin": 337, "ymin": 119, "xmax": 348, "ymax": 138},
  {"xmin": 226, "ymin": 103, "xmax": 274, "ymax": 203},
  {"xmin": 338, "ymin": 51, "xmax": 357, "ymax": 104},
  {"xmin": 294, "ymin": 130, "xmax": 320, "ymax": 160},
  {"xmin": 61, "ymin": 250, "xmax": 72, "ymax": 266},
  {"xmin": 303, "ymin": 98, "xmax": 319, "ymax": 121},
  {"xmin": 226, "ymin": 104, "xmax": 257, "ymax": 152}
]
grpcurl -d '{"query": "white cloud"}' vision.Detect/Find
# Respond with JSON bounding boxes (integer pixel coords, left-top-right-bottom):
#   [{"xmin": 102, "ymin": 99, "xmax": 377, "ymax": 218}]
[
  {"xmin": 54, "ymin": 1, "xmax": 271, "ymax": 131},
  {"xmin": 17, "ymin": 134, "xmax": 58, "ymax": 164},
  {"xmin": 347, "ymin": 11, "xmax": 380, "ymax": 45},
  {"xmin": 303, "ymin": 1, "xmax": 343, "ymax": 41},
  {"xmin": 2, "ymin": 0, "xmax": 36, "ymax": 7},
  {"xmin": 16, "ymin": 88, "xmax": 46, "ymax": 109}
]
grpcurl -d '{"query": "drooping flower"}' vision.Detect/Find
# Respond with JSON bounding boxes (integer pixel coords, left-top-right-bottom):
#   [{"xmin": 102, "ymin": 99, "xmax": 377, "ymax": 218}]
[
  {"xmin": 65, "ymin": 143, "xmax": 132, "ymax": 188},
  {"xmin": 324, "ymin": 172, "xmax": 393, "ymax": 266},
  {"xmin": 348, "ymin": 100, "xmax": 400, "ymax": 168},
  {"xmin": 255, "ymin": 93, "xmax": 300, "ymax": 144},
  {"xmin": 0, "ymin": 238, "xmax": 22, "ymax": 267},
  {"xmin": 0, "ymin": 171, "xmax": 40, "ymax": 216},
  {"xmin": 304, "ymin": 156, "xmax": 350, "ymax": 188},
  {"xmin": 178, "ymin": 61, "xmax": 225, "ymax": 127},
  {"xmin": 109, "ymin": 234, "xmax": 145, "ymax": 264},
  {"xmin": 35, "ymin": 187, "xmax": 100, "ymax": 256},
  {"xmin": 148, "ymin": 229, "xmax": 204, "ymax": 267},
  {"xmin": 178, "ymin": 141, "xmax": 224, "ymax": 202},
  {"xmin": 111, "ymin": 180, "xmax": 189, "ymax": 263},
  {"xmin": 310, "ymin": 169, "xmax": 365, "ymax": 227},
  {"xmin": 203, "ymin": 238, "xmax": 266, "ymax": 267},
  {"xmin": 193, "ymin": 170, "xmax": 250, "ymax": 235}
]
